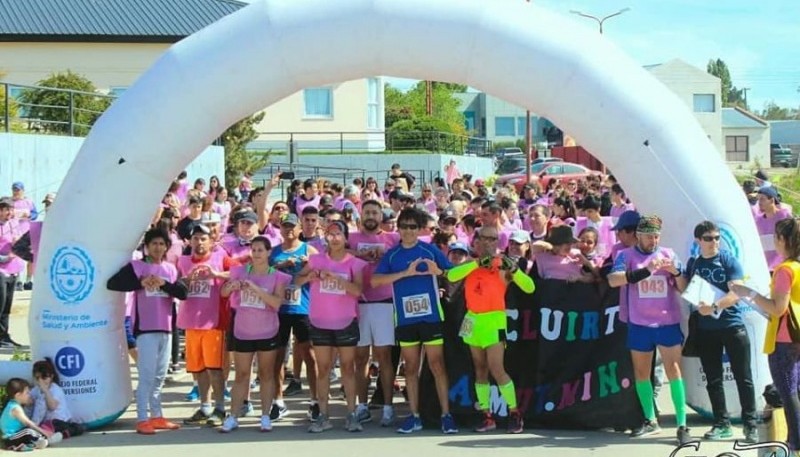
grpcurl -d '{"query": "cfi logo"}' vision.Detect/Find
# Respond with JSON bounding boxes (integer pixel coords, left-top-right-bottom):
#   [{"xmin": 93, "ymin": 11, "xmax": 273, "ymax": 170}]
[
  {"xmin": 49, "ymin": 246, "xmax": 95, "ymax": 304},
  {"xmin": 55, "ymin": 346, "xmax": 85, "ymax": 377},
  {"xmin": 689, "ymin": 222, "xmax": 741, "ymax": 260}
]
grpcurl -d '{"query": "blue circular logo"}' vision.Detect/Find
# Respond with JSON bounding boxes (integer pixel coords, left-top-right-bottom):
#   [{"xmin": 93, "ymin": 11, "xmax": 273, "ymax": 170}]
[
  {"xmin": 49, "ymin": 246, "xmax": 95, "ymax": 304},
  {"xmin": 689, "ymin": 222, "xmax": 741, "ymax": 259},
  {"xmin": 55, "ymin": 346, "xmax": 84, "ymax": 377}
]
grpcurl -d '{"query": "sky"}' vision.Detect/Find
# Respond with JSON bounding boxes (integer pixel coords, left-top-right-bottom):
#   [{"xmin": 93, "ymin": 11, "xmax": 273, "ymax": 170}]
[
  {"xmin": 238, "ymin": 0, "xmax": 799, "ymax": 111},
  {"xmin": 388, "ymin": 0, "xmax": 800, "ymax": 111}
]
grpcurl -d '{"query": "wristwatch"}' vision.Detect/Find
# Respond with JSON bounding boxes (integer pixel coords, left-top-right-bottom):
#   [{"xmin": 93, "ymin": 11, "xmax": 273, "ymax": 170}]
[{"xmin": 711, "ymin": 302, "xmax": 720, "ymax": 313}]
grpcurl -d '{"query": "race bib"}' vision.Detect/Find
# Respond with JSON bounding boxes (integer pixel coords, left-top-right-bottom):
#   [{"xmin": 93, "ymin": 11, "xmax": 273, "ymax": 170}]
[
  {"xmin": 402, "ymin": 294, "xmax": 433, "ymax": 319},
  {"xmin": 458, "ymin": 315, "xmax": 475, "ymax": 338},
  {"xmin": 145, "ymin": 287, "xmax": 169, "ymax": 298},
  {"xmin": 188, "ymin": 279, "xmax": 212, "ymax": 298},
  {"xmin": 357, "ymin": 243, "xmax": 385, "ymax": 256},
  {"xmin": 320, "ymin": 273, "xmax": 348, "ymax": 295},
  {"xmin": 13, "ymin": 209, "xmax": 26, "ymax": 219},
  {"xmin": 761, "ymin": 234, "xmax": 775, "ymax": 251},
  {"xmin": 284, "ymin": 285, "xmax": 301, "ymax": 306},
  {"xmin": 638, "ymin": 276, "xmax": 668, "ymax": 299},
  {"xmin": 240, "ymin": 288, "xmax": 265, "ymax": 309}
]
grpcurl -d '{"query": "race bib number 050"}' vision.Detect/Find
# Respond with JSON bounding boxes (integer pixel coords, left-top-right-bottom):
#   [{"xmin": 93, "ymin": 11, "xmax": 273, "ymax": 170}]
[
  {"xmin": 402, "ymin": 294, "xmax": 432, "ymax": 319},
  {"xmin": 638, "ymin": 276, "xmax": 668, "ymax": 299},
  {"xmin": 320, "ymin": 273, "xmax": 348, "ymax": 295}
]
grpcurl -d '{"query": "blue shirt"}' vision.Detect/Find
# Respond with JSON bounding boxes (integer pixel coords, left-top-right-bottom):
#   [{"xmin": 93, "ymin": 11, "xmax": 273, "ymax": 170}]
[
  {"xmin": 375, "ymin": 241, "xmax": 453, "ymax": 326},
  {"xmin": 1, "ymin": 400, "xmax": 24, "ymax": 438},
  {"xmin": 685, "ymin": 250, "xmax": 745, "ymax": 330},
  {"xmin": 270, "ymin": 243, "xmax": 311, "ymax": 315}
]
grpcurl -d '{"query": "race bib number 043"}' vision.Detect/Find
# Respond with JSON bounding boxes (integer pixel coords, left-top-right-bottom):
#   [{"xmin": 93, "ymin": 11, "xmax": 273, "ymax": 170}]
[
  {"xmin": 638, "ymin": 276, "xmax": 668, "ymax": 299},
  {"xmin": 402, "ymin": 294, "xmax": 432, "ymax": 319}
]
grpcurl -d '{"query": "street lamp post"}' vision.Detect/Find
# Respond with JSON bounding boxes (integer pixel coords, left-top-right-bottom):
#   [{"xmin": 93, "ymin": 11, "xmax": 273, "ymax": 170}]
[
  {"xmin": 525, "ymin": 0, "xmax": 533, "ymax": 186},
  {"xmin": 569, "ymin": 8, "xmax": 631, "ymax": 35}
]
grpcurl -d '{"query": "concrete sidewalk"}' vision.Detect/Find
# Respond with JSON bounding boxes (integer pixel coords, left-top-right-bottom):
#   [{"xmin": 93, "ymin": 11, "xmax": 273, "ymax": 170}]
[{"xmin": 1, "ymin": 292, "xmax": 769, "ymax": 457}]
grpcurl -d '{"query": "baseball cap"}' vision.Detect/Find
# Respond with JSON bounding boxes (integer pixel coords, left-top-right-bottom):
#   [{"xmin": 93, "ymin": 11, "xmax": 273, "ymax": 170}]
[
  {"xmin": 237, "ymin": 211, "xmax": 258, "ymax": 224},
  {"xmin": 611, "ymin": 210, "xmax": 641, "ymax": 231},
  {"xmin": 42, "ymin": 193, "xmax": 56, "ymax": 204},
  {"xmin": 190, "ymin": 224, "xmax": 211, "ymax": 236},
  {"xmin": 320, "ymin": 195, "xmax": 334, "ymax": 206},
  {"xmin": 440, "ymin": 208, "xmax": 458, "ymax": 222},
  {"xmin": 281, "ymin": 213, "xmax": 299, "ymax": 226},
  {"xmin": 637, "ymin": 215, "xmax": 663, "ymax": 234},
  {"xmin": 448, "ymin": 241, "xmax": 470, "ymax": 254},
  {"xmin": 381, "ymin": 208, "xmax": 396, "ymax": 223},
  {"xmin": 201, "ymin": 213, "xmax": 221, "ymax": 225},
  {"xmin": 0, "ymin": 197, "xmax": 12, "ymax": 209},
  {"xmin": 389, "ymin": 190, "xmax": 414, "ymax": 202},
  {"xmin": 11, "ymin": 182, "xmax": 23, "ymax": 190},
  {"xmin": 546, "ymin": 226, "xmax": 579, "ymax": 246},
  {"xmin": 758, "ymin": 186, "xmax": 779, "ymax": 200},
  {"xmin": 509, "ymin": 230, "xmax": 531, "ymax": 244}
]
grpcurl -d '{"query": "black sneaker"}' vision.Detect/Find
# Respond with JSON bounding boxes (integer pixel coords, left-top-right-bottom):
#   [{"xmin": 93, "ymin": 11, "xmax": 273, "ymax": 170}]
[
  {"xmin": 0, "ymin": 337, "xmax": 22, "ymax": 348},
  {"xmin": 630, "ymin": 420, "xmax": 661, "ymax": 438},
  {"xmin": 677, "ymin": 426, "xmax": 692, "ymax": 445},
  {"xmin": 270, "ymin": 403, "xmax": 289, "ymax": 421},
  {"xmin": 307, "ymin": 402, "xmax": 321, "ymax": 421},
  {"xmin": 283, "ymin": 379, "xmax": 302, "ymax": 397},
  {"xmin": 23, "ymin": 281, "xmax": 33, "ymax": 291},
  {"xmin": 183, "ymin": 408, "xmax": 210, "ymax": 425},
  {"xmin": 743, "ymin": 426, "xmax": 759, "ymax": 444},
  {"xmin": 206, "ymin": 409, "xmax": 225, "ymax": 427}
]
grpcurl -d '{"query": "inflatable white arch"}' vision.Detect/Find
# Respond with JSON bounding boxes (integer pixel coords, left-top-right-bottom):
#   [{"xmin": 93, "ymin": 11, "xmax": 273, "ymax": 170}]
[{"xmin": 29, "ymin": 0, "xmax": 770, "ymax": 426}]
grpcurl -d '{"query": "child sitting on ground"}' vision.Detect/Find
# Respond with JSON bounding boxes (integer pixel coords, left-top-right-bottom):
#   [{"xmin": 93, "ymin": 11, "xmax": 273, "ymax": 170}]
[
  {"xmin": 1, "ymin": 377, "xmax": 62, "ymax": 451},
  {"xmin": 30, "ymin": 359, "xmax": 86, "ymax": 439}
]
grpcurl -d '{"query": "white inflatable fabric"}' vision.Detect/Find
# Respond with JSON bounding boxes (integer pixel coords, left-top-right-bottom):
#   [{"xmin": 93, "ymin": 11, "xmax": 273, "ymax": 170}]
[{"xmin": 30, "ymin": 0, "xmax": 769, "ymax": 426}]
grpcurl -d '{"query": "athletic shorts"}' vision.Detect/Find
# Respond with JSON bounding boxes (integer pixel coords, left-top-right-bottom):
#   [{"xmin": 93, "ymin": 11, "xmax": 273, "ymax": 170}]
[
  {"xmin": 309, "ymin": 319, "xmax": 360, "ymax": 347},
  {"xmin": 460, "ymin": 310, "xmax": 507, "ymax": 349},
  {"xmin": 229, "ymin": 334, "xmax": 280, "ymax": 353},
  {"xmin": 185, "ymin": 328, "xmax": 225, "ymax": 372},
  {"xmin": 395, "ymin": 321, "xmax": 444, "ymax": 347},
  {"xmin": 124, "ymin": 317, "xmax": 136, "ymax": 349},
  {"xmin": 627, "ymin": 323, "xmax": 683, "ymax": 352},
  {"xmin": 278, "ymin": 313, "xmax": 311, "ymax": 347},
  {"xmin": 357, "ymin": 302, "xmax": 395, "ymax": 347}
]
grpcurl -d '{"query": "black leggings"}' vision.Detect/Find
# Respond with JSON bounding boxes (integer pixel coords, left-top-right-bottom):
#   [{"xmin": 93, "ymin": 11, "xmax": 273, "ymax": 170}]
[{"xmin": 4, "ymin": 428, "xmax": 46, "ymax": 450}]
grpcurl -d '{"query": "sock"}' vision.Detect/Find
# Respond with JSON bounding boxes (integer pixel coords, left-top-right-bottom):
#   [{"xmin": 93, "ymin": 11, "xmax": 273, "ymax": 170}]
[
  {"xmin": 214, "ymin": 401, "xmax": 224, "ymax": 413},
  {"xmin": 201, "ymin": 402, "xmax": 213, "ymax": 416},
  {"xmin": 635, "ymin": 380, "xmax": 656, "ymax": 422},
  {"xmin": 276, "ymin": 399, "xmax": 286, "ymax": 408},
  {"xmin": 475, "ymin": 383, "xmax": 491, "ymax": 411},
  {"xmin": 498, "ymin": 381, "xmax": 518, "ymax": 410},
  {"xmin": 670, "ymin": 379, "xmax": 687, "ymax": 427}
]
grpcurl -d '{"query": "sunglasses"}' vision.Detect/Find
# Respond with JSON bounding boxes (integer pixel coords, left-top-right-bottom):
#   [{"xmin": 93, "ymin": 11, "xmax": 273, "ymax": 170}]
[
  {"xmin": 701, "ymin": 235, "xmax": 721, "ymax": 242},
  {"xmin": 398, "ymin": 223, "xmax": 419, "ymax": 230}
]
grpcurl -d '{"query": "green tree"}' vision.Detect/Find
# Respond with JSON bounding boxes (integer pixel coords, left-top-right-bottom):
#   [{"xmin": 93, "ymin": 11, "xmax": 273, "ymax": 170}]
[
  {"xmin": 19, "ymin": 71, "xmax": 111, "ymax": 136},
  {"xmin": 221, "ymin": 112, "xmax": 269, "ymax": 190},
  {"xmin": 0, "ymin": 71, "xmax": 19, "ymax": 130},
  {"xmin": 760, "ymin": 101, "xmax": 798, "ymax": 120},
  {"xmin": 384, "ymin": 81, "xmax": 466, "ymax": 134},
  {"xmin": 706, "ymin": 58, "xmax": 748, "ymax": 110}
]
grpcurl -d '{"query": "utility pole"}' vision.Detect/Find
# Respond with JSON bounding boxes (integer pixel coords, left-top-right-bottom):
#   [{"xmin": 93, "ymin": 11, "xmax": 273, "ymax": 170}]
[
  {"xmin": 426, "ymin": 80, "xmax": 433, "ymax": 116},
  {"xmin": 525, "ymin": 0, "xmax": 533, "ymax": 186},
  {"xmin": 741, "ymin": 87, "xmax": 750, "ymax": 110}
]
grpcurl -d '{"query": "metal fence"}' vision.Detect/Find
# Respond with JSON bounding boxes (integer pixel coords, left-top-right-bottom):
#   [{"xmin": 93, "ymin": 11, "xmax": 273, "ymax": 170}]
[{"xmin": 1, "ymin": 82, "xmax": 115, "ymax": 136}]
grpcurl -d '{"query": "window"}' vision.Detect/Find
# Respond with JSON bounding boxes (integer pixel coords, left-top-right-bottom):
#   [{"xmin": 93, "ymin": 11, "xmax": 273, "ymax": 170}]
[
  {"xmin": 495, "ymin": 117, "xmax": 515, "ymax": 136},
  {"xmin": 563, "ymin": 165, "xmax": 585, "ymax": 173},
  {"xmin": 464, "ymin": 111, "xmax": 476, "ymax": 131},
  {"xmin": 726, "ymin": 135, "xmax": 749, "ymax": 162},
  {"xmin": 693, "ymin": 94, "xmax": 715, "ymax": 113},
  {"xmin": 367, "ymin": 78, "xmax": 379, "ymax": 129},
  {"xmin": 517, "ymin": 116, "xmax": 533, "ymax": 137},
  {"xmin": 303, "ymin": 87, "xmax": 333, "ymax": 117},
  {"xmin": 544, "ymin": 165, "xmax": 564, "ymax": 175}
]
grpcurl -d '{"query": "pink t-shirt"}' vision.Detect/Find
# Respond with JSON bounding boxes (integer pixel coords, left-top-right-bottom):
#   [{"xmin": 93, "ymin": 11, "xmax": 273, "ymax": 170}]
[
  {"xmin": 222, "ymin": 238, "xmax": 252, "ymax": 265},
  {"xmin": 12, "ymin": 198, "xmax": 35, "ymax": 234},
  {"xmin": 213, "ymin": 201, "xmax": 232, "ymax": 233},
  {"xmin": 29, "ymin": 221, "xmax": 42, "ymax": 262},
  {"xmin": 616, "ymin": 246, "xmax": 682, "ymax": 327},
  {"xmin": 535, "ymin": 250, "xmax": 585, "ymax": 280},
  {"xmin": 131, "ymin": 260, "xmax": 179, "ymax": 333},
  {"xmin": 755, "ymin": 208, "xmax": 793, "ymax": 270},
  {"xmin": 176, "ymin": 251, "xmax": 228, "ymax": 330},
  {"xmin": 261, "ymin": 224, "xmax": 283, "ymax": 248},
  {"xmin": 610, "ymin": 203, "xmax": 636, "ymax": 223},
  {"xmin": 176, "ymin": 180, "xmax": 189, "ymax": 205},
  {"xmin": 229, "ymin": 265, "xmax": 291, "ymax": 340},
  {"xmin": 295, "ymin": 195, "xmax": 321, "ymax": 216},
  {"xmin": 0, "ymin": 218, "xmax": 25, "ymax": 275},
  {"xmin": 348, "ymin": 231, "xmax": 400, "ymax": 302},
  {"xmin": 574, "ymin": 217, "xmax": 615, "ymax": 260},
  {"xmin": 308, "ymin": 253, "xmax": 366, "ymax": 330}
]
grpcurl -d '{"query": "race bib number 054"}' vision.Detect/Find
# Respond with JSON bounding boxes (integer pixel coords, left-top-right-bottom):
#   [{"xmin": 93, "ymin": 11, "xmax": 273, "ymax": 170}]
[{"xmin": 402, "ymin": 294, "xmax": 432, "ymax": 319}]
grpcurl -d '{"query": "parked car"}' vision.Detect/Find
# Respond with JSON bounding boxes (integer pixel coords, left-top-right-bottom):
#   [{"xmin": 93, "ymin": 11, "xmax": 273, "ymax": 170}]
[
  {"xmin": 494, "ymin": 155, "xmax": 563, "ymax": 175},
  {"xmin": 771, "ymin": 143, "xmax": 795, "ymax": 168},
  {"xmin": 496, "ymin": 161, "xmax": 602, "ymax": 193}
]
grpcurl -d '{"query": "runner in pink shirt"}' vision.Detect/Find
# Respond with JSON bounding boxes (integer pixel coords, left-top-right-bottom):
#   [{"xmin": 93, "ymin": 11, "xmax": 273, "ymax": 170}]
[
  {"xmin": 0, "ymin": 198, "xmax": 25, "ymax": 348},
  {"xmin": 295, "ymin": 220, "xmax": 366, "ymax": 433}
]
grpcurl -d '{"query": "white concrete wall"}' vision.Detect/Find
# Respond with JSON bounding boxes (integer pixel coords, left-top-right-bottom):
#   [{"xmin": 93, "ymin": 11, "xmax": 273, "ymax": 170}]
[
  {"xmin": 0, "ymin": 133, "xmax": 224, "ymax": 209},
  {"xmin": 723, "ymin": 127, "xmax": 770, "ymax": 168}
]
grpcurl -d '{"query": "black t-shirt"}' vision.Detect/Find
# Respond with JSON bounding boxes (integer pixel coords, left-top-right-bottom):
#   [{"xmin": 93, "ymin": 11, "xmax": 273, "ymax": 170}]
[{"xmin": 177, "ymin": 216, "xmax": 202, "ymax": 241}]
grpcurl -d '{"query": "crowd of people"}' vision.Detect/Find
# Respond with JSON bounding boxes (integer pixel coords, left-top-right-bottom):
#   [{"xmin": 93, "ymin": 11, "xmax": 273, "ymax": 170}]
[{"xmin": 2, "ymin": 162, "xmax": 800, "ymax": 453}]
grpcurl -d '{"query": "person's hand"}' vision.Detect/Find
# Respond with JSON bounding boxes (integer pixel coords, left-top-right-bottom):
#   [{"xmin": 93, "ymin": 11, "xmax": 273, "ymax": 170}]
[
  {"xmin": 500, "ymin": 255, "xmax": 517, "ymax": 272},
  {"xmin": 36, "ymin": 377, "xmax": 48, "ymax": 391},
  {"xmin": 729, "ymin": 283, "xmax": 756, "ymax": 300},
  {"xmin": 270, "ymin": 170, "xmax": 282, "ymax": 188},
  {"xmin": 697, "ymin": 301, "xmax": 714, "ymax": 316},
  {"xmin": 420, "ymin": 259, "xmax": 442, "ymax": 275},
  {"xmin": 149, "ymin": 275, "xmax": 166, "ymax": 288},
  {"xmin": 226, "ymin": 280, "xmax": 242, "ymax": 291},
  {"xmin": 478, "ymin": 256, "xmax": 494, "ymax": 268},
  {"xmin": 242, "ymin": 280, "xmax": 259, "ymax": 291},
  {"xmin": 405, "ymin": 258, "xmax": 424, "ymax": 277},
  {"xmin": 190, "ymin": 265, "xmax": 212, "ymax": 281}
]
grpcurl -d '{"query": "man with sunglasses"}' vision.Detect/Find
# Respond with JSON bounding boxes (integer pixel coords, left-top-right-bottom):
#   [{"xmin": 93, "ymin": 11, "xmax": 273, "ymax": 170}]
[
  {"xmin": 372, "ymin": 208, "xmax": 458, "ymax": 435},
  {"xmin": 684, "ymin": 221, "xmax": 757, "ymax": 443}
]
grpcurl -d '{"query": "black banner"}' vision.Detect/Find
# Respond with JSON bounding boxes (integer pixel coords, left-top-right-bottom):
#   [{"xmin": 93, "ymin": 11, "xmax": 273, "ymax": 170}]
[{"xmin": 420, "ymin": 278, "xmax": 643, "ymax": 430}]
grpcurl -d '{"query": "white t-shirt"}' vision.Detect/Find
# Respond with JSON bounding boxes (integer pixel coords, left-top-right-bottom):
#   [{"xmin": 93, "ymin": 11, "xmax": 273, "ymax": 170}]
[{"xmin": 30, "ymin": 384, "xmax": 72, "ymax": 424}]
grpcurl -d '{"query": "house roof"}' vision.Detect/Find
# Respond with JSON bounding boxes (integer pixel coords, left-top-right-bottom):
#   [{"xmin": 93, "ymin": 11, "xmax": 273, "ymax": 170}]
[
  {"xmin": 722, "ymin": 107, "xmax": 768, "ymax": 129},
  {"xmin": 0, "ymin": 0, "xmax": 246, "ymax": 43},
  {"xmin": 770, "ymin": 120, "xmax": 800, "ymax": 145}
]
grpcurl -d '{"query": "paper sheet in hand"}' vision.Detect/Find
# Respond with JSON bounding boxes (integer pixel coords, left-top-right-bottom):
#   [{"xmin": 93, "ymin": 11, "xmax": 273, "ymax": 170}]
[{"xmin": 682, "ymin": 274, "xmax": 726, "ymax": 319}]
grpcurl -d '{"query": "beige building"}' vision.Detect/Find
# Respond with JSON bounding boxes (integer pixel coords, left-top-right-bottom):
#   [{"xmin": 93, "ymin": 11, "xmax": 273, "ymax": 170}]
[
  {"xmin": 0, "ymin": 0, "xmax": 384, "ymax": 151},
  {"xmin": 645, "ymin": 59, "xmax": 724, "ymax": 155},
  {"xmin": 721, "ymin": 107, "xmax": 770, "ymax": 168}
]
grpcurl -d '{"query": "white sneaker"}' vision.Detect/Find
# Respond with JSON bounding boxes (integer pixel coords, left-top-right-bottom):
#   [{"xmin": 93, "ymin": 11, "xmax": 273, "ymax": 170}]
[
  {"xmin": 221, "ymin": 415, "xmax": 239, "ymax": 433},
  {"xmin": 34, "ymin": 438, "xmax": 48, "ymax": 449},
  {"xmin": 381, "ymin": 406, "xmax": 395, "ymax": 427},
  {"xmin": 260, "ymin": 415, "xmax": 272, "ymax": 432},
  {"xmin": 48, "ymin": 432, "xmax": 63, "ymax": 445}
]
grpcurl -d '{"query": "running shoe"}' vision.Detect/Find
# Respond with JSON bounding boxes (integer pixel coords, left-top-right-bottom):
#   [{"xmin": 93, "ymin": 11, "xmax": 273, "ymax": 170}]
[
  {"xmin": 269, "ymin": 402, "xmax": 289, "ymax": 421},
  {"xmin": 630, "ymin": 420, "xmax": 661, "ymax": 438},
  {"xmin": 240, "ymin": 400, "xmax": 255, "ymax": 417},
  {"xmin": 206, "ymin": 409, "xmax": 225, "ymax": 427},
  {"xmin": 356, "ymin": 405, "xmax": 372, "ymax": 424},
  {"xmin": 507, "ymin": 411, "xmax": 523, "ymax": 434},
  {"xmin": 441, "ymin": 413, "xmax": 459, "ymax": 434},
  {"xmin": 474, "ymin": 413, "xmax": 496, "ymax": 433},
  {"xmin": 309, "ymin": 414, "xmax": 333, "ymax": 433},
  {"xmin": 380, "ymin": 406, "xmax": 395, "ymax": 427},
  {"xmin": 260, "ymin": 415, "xmax": 273, "ymax": 432},
  {"xmin": 283, "ymin": 379, "xmax": 302, "ymax": 397},
  {"xmin": 397, "ymin": 415, "xmax": 423, "ymax": 434},
  {"xmin": 183, "ymin": 408, "xmax": 210, "ymax": 425},
  {"xmin": 220, "ymin": 415, "xmax": 239, "ymax": 433},
  {"xmin": 346, "ymin": 412, "xmax": 364, "ymax": 432},
  {"xmin": 150, "ymin": 417, "xmax": 180, "ymax": 430},
  {"xmin": 185, "ymin": 385, "xmax": 199, "ymax": 402}
]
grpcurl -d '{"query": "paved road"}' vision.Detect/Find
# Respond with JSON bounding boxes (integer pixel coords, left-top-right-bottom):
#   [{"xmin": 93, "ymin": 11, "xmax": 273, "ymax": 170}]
[{"xmin": 1, "ymin": 292, "xmax": 770, "ymax": 457}]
